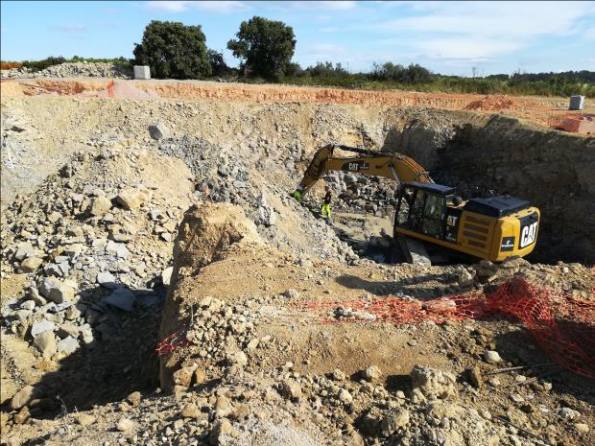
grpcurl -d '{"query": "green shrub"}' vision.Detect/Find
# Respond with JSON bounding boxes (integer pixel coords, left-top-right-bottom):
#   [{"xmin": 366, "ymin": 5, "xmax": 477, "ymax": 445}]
[{"xmin": 133, "ymin": 21, "xmax": 211, "ymax": 79}]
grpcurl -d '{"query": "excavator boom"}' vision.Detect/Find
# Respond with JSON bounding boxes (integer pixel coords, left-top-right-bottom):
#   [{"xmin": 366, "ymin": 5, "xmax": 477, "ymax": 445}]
[{"xmin": 293, "ymin": 144, "xmax": 432, "ymax": 199}]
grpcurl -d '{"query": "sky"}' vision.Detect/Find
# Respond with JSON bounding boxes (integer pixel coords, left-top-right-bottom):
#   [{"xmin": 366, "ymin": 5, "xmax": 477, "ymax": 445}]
[{"xmin": 1, "ymin": 1, "xmax": 595, "ymax": 76}]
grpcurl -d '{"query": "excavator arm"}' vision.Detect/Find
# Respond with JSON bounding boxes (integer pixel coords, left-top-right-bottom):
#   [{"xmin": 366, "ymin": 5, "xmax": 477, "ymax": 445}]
[{"xmin": 293, "ymin": 144, "xmax": 433, "ymax": 200}]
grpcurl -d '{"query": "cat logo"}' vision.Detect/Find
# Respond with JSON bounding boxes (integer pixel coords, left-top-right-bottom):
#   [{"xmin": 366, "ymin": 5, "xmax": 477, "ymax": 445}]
[
  {"xmin": 447, "ymin": 215, "xmax": 458, "ymax": 226},
  {"xmin": 347, "ymin": 162, "xmax": 369, "ymax": 172},
  {"xmin": 520, "ymin": 222, "xmax": 538, "ymax": 248}
]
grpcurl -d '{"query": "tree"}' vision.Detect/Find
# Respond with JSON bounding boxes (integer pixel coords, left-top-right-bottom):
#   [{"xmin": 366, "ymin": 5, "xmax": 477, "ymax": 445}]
[
  {"xmin": 207, "ymin": 50, "xmax": 231, "ymax": 77},
  {"xmin": 227, "ymin": 16, "xmax": 296, "ymax": 79},
  {"xmin": 133, "ymin": 21, "xmax": 211, "ymax": 79},
  {"xmin": 405, "ymin": 64, "xmax": 432, "ymax": 83},
  {"xmin": 307, "ymin": 62, "xmax": 350, "ymax": 78}
]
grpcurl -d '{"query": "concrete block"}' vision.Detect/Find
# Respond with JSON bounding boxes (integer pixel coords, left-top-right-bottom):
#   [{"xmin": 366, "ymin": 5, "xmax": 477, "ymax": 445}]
[{"xmin": 134, "ymin": 65, "xmax": 151, "ymax": 80}]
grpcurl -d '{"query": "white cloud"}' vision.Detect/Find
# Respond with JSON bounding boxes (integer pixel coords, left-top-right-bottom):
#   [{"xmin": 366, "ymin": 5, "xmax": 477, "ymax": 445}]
[
  {"xmin": 100, "ymin": 21, "xmax": 123, "ymax": 29},
  {"xmin": 300, "ymin": 43, "xmax": 389, "ymax": 69},
  {"xmin": 310, "ymin": 1, "xmax": 357, "ymax": 10},
  {"xmin": 145, "ymin": 1, "xmax": 249, "ymax": 14},
  {"xmin": 373, "ymin": 1, "xmax": 595, "ymax": 64},
  {"xmin": 309, "ymin": 44, "xmax": 348, "ymax": 53},
  {"xmin": 51, "ymin": 25, "xmax": 86, "ymax": 32},
  {"xmin": 416, "ymin": 38, "xmax": 523, "ymax": 62},
  {"xmin": 267, "ymin": 1, "xmax": 356, "ymax": 12},
  {"xmin": 380, "ymin": 2, "xmax": 595, "ymax": 38}
]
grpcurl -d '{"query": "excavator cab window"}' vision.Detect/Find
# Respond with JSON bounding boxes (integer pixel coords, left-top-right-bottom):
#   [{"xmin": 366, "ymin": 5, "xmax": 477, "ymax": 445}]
[
  {"xmin": 395, "ymin": 186, "xmax": 447, "ymax": 240},
  {"xmin": 421, "ymin": 194, "xmax": 446, "ymax": 239}
]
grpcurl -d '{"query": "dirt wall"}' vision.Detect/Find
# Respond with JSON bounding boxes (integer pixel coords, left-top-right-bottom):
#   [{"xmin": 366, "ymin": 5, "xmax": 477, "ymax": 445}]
[{"xmin": 2, "ymin": 78, "xmax": 582, "ymax": 128}]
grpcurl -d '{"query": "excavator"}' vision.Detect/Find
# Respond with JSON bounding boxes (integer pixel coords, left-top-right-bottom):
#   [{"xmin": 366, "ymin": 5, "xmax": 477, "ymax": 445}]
[{"xmin": 292, "ymin": 144, "xmax": 540, "ymax": 263}]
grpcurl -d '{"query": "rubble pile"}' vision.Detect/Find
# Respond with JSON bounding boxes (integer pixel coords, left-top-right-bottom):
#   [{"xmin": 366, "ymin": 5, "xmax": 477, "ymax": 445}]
[
  {"xmin": 1, "ymin": 62, "xmax": 132, "ymax": 79},
  {"xmin": 157, "ymin": 134, "xmax": 359, "ymax": 262},
  {"xmin": 1, "ymin": 143, "xmax": 193, "ymax": 372}
]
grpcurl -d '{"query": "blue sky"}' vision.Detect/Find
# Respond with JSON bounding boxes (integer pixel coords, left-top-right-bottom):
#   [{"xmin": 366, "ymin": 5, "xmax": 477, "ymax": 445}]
[{"xmin": 2, "ymin": 1, "xmax": 595, "ymax": 75}]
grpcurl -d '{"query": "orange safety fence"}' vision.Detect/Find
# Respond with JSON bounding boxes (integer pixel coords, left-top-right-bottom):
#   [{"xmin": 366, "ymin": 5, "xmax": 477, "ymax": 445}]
[
  {"xmin": 156, "ymin": 331, "xmax": 193, "ymax": 357},
  {"xmin": 291, "ymin": 277, "xmax": 595, "ymax": 379},
  {"xmin": 155, "ymin": 277, "xmax": 594, "ymax": 379}
]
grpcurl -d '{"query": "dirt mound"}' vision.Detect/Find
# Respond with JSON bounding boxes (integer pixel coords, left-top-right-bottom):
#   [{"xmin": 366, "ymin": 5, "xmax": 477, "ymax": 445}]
[{"xmin": 464, "ymin": 94, "xmax": 516, "ymax": 111}]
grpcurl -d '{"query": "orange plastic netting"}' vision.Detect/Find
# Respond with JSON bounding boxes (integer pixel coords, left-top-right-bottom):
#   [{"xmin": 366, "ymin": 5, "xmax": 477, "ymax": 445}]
[{"xmin": 292, "ymin": 278, "xmax": 595, "ymax": 379}]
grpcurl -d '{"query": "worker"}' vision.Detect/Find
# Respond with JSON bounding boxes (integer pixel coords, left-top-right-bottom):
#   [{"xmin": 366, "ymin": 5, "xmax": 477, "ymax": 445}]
[{"xmin": 321, "ymin": 187, "xmax": 332, "ymax": 220}]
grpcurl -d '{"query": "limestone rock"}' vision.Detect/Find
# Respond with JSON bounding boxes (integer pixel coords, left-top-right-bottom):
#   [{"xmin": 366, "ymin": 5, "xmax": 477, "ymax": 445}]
[
  {"xmin": 484, "ymin": 350, "xmax": 502, "ymax": 364},
  {"xmin": 20, "ymin": 257, "xmax": 43, "ymax": 273},
  {"xmin": 33, "ymin": 331, "xmax": 57, "ymax": 358},
  {"xmin": 162, "ymin": 266, "xmax": 174, "ymax": 286},
  {"xmin": 126, "ymin": 391, "xmax": 141, "ymax": 407},
  {"xmin": 173, "ymin": 365, "xmax": 195, "ymax": 389},
  {"xmin": 102, "ymin": 288, "xmax": 135, "ymax": 312},
  {"xmin": 53, "ymin": 283, "xmax": 76, "ymax": 304},
  {"xmin": 74, "ymin": 413, "xmax": 96, "ymax": 426},
  {"xmin": 209, "ymin": 419, "xmax": 237, "ymax": 445},
  {"xmin": 10, "ymin": 386, "xmax": 35, "ymax": 410},
  {"xmin": 181, "ymin": 403, "xmax": 201, "ymax": 419},
  {"xmin": 380, "ymin": 409, "xmax": 410, "ymax": 437},
  {"xmin": 117, "ymin": 417, "xmax": 136, "ymax": 432},
  {"xmin": 57, "ymin": 336, "xmax": 79, "ymax": 354},
  {"xmin": 363, "ymin": 365, "xmax": 382, "ymax": 381},
  {"xmin": 149, "ymin": 123, "xmax": 168, "ymax": 140},
  {"xmin": 117, "ymin": 188, "xmax": 144, "ymax": 210},
  {"xmin": 96, "ymin": 271, "xmax": 117, "ymax": 289},
  {"xmin": 31, "ymin": 319, "xmax": 55, "ymax": 337},
  {"xmin": 279, "ymin": 379, "xmax": 302, "ymax": 400},
  {"xmin": 410, "ymin": 365, "xmax": 458, "ymax": 400},
  {"xmin": 90, "ymin": 196, "xmax": 112, "ymax": 216}
]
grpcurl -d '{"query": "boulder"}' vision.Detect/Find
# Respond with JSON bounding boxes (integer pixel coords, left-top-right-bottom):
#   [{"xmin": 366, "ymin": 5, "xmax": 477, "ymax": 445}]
[
  {"xmin": 410, "ymin": 365, "xmax": 458, "ymax": 400},
  {"xmin": 33, "ymin": 331, "xmax": 57, "ymax": 358},
  {"xmin": 278, "ymin": 379, "xmax": 302, "ymax": 400},
  {"xmin": 380, "ymin": 409, "xmax": 410, "ymax": 437},
  {"xmin": 20, "ymin": 257, "xmax": 43, "ymax": 273},
  {"xmin": 9, "ymin": 386, "xmax": 35, "ymax": 410},
  {"xmin": 102, "ymin": 288, "xmax": 135, "ymax": 312},
  {"xmin": 149, "ymin": 123, "xmax": 168, "ymax": 140},
  {"xmin": 117, "ymin": 189, "xmax": 144, "ymax": 210},
  {"xmin": 90, "ymin": 196, "xmax": 112, "ymax": 216}
]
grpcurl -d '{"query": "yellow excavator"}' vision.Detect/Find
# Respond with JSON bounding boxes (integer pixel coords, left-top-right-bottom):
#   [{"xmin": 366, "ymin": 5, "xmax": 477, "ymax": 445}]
[{"xmin": 293, "ymin": 144, "xmax": 540, "ymax": 263}]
